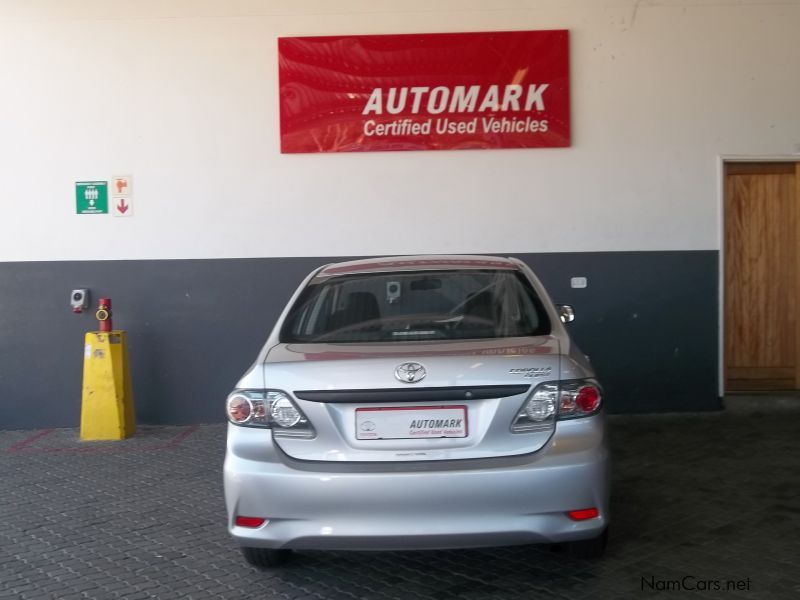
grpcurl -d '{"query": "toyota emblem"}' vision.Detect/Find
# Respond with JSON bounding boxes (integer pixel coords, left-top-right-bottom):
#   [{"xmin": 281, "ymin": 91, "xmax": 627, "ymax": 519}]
[{"xmin": 395, "ymin": 362, "xmax": 426, "ymax": 384}]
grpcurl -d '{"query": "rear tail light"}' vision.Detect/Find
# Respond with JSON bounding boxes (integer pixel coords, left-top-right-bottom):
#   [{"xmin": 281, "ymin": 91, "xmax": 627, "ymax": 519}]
[
  {"xmin": 575, "ymin": 386, "xmax": 601, "ymax": 412},
  {"xmin": 226, "ymin": 390, "xmax": 315, "ymax": 438},
  {"xmin": 511, "ymin": 380, "xmax": 602, "ymax": 432},
  {"xmin": 227, "ymin": 395, "xmax": 253, "ymax": 424},
  {"xmin": 558, "ymin": 381, "xmax": 602, "ymax": 419}
]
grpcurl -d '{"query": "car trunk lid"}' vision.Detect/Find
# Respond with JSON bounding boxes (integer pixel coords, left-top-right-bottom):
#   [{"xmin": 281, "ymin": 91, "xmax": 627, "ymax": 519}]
[{"xmin": 264, "ymin": 336, "xmax": 560, "ymax": 462}]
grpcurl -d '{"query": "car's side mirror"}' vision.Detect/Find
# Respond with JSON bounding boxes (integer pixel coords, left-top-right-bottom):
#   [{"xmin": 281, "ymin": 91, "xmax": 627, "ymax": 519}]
[{"xmin": 558, "ymin": 304, "xmax": 575, "ymax": 323}]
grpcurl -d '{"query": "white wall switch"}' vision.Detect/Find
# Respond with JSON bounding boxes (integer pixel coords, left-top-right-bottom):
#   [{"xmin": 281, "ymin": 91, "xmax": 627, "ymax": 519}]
[{"xmin": 570, "ymin": 277, "xmax": 588, "ymax": 289}]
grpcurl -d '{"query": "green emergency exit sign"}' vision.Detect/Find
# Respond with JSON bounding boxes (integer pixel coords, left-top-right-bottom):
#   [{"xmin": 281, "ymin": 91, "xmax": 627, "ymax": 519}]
[{"xmin": 76, "ymin": 181, "xmax": 108, "ymax": 214}]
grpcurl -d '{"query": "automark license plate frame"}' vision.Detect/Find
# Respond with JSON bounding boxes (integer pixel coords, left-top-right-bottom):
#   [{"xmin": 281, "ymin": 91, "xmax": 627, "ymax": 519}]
[{"xmin": 355, "ymin": 405, "xmax": 468, "ymax": 440}]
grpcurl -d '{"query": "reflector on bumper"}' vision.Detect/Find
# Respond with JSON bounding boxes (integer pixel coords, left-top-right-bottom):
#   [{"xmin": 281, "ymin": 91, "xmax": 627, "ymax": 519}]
[
  {"xmin": 566, "ymin": 508, "xmax": 599, "ymax": 521},
  {"xmin": 235, "ymin": 516, "xmax": 267, "ymax": 528}
]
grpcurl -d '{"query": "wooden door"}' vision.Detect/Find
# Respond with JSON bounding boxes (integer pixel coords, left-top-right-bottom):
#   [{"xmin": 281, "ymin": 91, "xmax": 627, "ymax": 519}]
[{"xmin": 725, "ymin": 162, "xmax": 800, "ymax": 391}]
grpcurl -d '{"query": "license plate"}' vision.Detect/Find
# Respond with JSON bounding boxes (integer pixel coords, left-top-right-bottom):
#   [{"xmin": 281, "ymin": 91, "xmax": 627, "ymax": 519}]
[{"xmin": 355, "ymin": 405, "xmax": 468, "ymax": 440}]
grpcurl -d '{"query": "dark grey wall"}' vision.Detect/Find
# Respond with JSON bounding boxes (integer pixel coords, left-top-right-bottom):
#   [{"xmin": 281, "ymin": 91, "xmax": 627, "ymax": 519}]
[
  {"xmin": 0, "ymin": 251, "xmax": 720, "ymax": 429},
  {"xmin": 526, "ymin": 252, "xmax": 720, "ymax": 413}
]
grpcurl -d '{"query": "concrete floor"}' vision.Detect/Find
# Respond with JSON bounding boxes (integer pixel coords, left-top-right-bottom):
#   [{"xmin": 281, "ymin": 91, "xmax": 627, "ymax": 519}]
[{"xmin": 1, "ymin": 411, "xmax": 799, "ymax": 599}]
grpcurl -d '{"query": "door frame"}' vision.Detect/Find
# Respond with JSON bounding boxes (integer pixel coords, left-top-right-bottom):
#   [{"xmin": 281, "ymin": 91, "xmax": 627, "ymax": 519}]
[{"xmin": 717, "ymin": 154, "xmax": 800, "ymax": 396}]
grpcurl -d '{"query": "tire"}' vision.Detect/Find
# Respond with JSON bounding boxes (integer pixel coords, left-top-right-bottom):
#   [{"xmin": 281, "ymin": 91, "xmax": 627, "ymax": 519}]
[
  {"xmin": 564, "ymin": 528, "xmax": 608, "ymax": 559},
  {"xmin": 240, "ymin": 546, "xmax": 293, "ymax": 568}
]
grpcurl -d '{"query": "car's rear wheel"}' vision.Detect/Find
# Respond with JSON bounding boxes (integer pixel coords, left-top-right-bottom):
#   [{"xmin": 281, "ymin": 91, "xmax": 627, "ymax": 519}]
[
  {"xmin": 564, "ymin": 528, "xmax": 608, "ymax": 559},
  {"xmin": 241, "ymin": 547, "xmax": 293, "ymax": 568}
]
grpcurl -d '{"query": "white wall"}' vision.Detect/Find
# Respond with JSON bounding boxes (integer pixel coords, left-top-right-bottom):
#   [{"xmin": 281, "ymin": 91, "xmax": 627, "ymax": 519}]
[{"xmin": 1, "ymin": 0, "xmax": 798, "ymax": 261}]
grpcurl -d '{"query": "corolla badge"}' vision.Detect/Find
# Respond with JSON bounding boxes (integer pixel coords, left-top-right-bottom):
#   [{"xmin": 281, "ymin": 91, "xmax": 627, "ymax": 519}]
[
  {"xmin": 395, "ymin": 362, "xmax": 427, "ymax": 384},
  {"xmin": 509, "ymin": 367, "xmax": 552, "ymax": 378}
]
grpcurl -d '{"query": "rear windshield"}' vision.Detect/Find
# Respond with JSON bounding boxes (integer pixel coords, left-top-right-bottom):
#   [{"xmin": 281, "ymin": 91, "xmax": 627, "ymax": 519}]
[{"xmin": 280, "ymin": 269, "xmax": 551, "ymax": 343}]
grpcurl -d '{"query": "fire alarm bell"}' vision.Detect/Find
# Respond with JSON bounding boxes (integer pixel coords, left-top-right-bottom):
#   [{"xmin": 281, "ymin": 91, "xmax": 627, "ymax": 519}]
[{"xmin": 71, "ymin": 289, "xmax": 90, "ymax": 313}]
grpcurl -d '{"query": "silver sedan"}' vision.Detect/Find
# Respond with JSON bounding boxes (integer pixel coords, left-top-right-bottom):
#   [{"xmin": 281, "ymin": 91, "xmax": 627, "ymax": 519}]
[{"xmin": 223, "ymin": 256, "xmax": 610, "ymax": 567}]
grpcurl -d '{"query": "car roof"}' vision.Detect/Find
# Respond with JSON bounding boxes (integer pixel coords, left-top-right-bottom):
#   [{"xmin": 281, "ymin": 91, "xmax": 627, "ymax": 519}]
[{"xmin": 318, "ymin": 255, "xmax": 519, "ymax": 277}]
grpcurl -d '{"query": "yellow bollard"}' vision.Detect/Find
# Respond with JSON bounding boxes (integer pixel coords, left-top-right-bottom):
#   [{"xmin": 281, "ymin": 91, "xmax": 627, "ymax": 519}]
[{"xmin": 80, "ymin": 331, "xmax": 135, "ymax": 440}]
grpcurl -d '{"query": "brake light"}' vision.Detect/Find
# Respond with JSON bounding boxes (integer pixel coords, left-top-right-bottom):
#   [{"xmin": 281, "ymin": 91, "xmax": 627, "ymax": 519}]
[
  {"xmin": 227, "ymin": 395, "xmax": 252, "ymax": 424},
  {"xmin": 576, "ymin": 386, "xmax": 601, "ymax": 412},
  {"xmin": 225, "ymin": 390, "xmax": 315, "ymax": 438},
  {"xmin": 558, "ymin": 381, "xmax": 602, "ymax": 419},
  {"xmin": 511, "ymin": 380, "xmax": 602, "ymax": 432}
]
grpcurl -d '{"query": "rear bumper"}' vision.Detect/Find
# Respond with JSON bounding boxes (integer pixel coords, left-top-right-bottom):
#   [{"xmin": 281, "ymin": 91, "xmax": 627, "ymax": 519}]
[{"xmin": 223, "ymin": 415, "xmax": 610, "ymax": 551}]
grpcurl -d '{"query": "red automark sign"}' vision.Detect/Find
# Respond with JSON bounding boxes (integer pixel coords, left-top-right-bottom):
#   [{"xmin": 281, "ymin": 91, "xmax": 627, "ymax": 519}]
[{"xmin": 278, "ymin": 30, "xmax": 570, "ymax": 153}]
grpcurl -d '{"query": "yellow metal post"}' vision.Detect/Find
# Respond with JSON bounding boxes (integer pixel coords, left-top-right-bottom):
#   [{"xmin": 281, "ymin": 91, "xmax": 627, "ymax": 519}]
[{"xmin": 80, "ymin": 331, "xmax": 135, "ymax": 440}]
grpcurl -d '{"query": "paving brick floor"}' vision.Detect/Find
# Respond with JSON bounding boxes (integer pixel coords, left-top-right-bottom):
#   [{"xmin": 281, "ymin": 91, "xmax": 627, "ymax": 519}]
[{"xmin": 1, "ymin": 411, "xmax": 799, "ymax": 599}]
